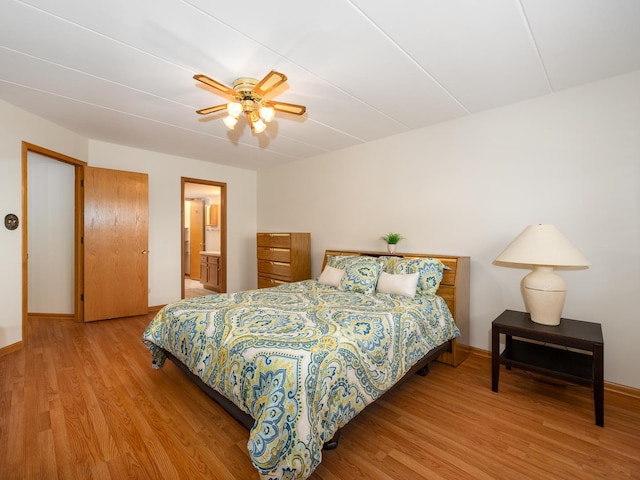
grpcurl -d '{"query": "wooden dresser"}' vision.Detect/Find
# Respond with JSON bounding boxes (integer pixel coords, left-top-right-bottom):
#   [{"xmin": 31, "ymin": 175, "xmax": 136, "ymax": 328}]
[{"xmin": 257, "ymin": 232, "xmax": 311, "ymax": 288}]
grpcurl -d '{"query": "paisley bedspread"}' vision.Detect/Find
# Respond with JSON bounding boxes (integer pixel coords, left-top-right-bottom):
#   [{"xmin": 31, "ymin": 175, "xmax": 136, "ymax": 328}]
[{"xmin": 142, "ymin": 279, "xmax": 459, "ymax": 480}]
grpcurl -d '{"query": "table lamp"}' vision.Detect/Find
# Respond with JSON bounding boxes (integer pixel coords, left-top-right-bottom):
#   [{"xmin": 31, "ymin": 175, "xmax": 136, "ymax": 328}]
[{"xmin": 494, "ymin": 224, "xmax": 590, "ymax": 326}]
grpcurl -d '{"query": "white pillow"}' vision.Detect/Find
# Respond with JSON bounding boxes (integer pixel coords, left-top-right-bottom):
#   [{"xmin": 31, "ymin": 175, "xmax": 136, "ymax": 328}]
[
  {"xmin": 318, "ymin": 265, "xmax": 345, "ymax": 287},
  {"xmin": 376, "ymin": 271, "xmax": 419, "ymax": 297}
]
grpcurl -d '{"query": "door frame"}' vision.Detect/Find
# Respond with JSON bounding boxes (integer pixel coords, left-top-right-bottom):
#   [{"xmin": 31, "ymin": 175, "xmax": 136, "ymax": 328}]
[
  {"xmin": 181, "ymin": 177, "xmax": 227, "ymax": 298},
  {"xmin": 22, "ymin": 142, "xmax": 86, "ymax": 343}
]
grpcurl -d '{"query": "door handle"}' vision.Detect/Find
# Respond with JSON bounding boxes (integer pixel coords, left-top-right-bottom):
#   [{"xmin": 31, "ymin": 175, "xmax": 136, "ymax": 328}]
[{"xmin": 141, "ymin": 249, "xmax": 150, "ymax": 254}]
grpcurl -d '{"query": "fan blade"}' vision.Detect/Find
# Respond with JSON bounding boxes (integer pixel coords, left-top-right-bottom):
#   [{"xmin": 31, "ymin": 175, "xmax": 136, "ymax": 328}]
[
  {"xmin": 267, "ymin": 101, "xmax": 306, "ymax": 116},
  {"xmin": 196, "ymin": 104, "xmax": 227, "ymax": 115},
  {"xmin": 193, "ymin": 74, "xmax": 236, "ymax": 98},
  {"xmin": 253, "ymin": 70, "xmax": 288, "ymax": 97}
]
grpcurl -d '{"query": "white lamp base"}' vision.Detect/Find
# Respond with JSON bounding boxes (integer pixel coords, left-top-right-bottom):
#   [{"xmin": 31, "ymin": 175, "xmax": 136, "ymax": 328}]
[{"xmin": 522, "ymin": 266, "xmax": 566, "ymax": 326}]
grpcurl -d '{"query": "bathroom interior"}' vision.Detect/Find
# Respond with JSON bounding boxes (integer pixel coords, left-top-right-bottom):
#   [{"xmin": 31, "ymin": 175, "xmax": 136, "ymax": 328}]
[{"xmin": 184, "ymin": 182, "xmax": 221, "ymax": 297}]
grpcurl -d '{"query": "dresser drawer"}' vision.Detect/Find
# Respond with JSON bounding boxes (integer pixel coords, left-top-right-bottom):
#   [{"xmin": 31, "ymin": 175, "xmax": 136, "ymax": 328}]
[
  {"xmin": 257, "ymin": 233, "xmax": 291, "ymax": 248},
  {"xmin": 257, "ymin": 246, "xmax": 291, "ymax": 262},
  {"xmin": 258, "ymin": 276, "xmax": 288, "ymax": 289},
  {"xmin": 257, "ymin": 259, "xmax": 291, "ymax": 280}
]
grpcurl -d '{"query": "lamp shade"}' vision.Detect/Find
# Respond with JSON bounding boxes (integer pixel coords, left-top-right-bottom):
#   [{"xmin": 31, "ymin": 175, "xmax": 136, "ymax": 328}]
[
  {"xmin": 495, "ymin": 224, "xmax": 590, "ymax": 267},
  {"xmin": 226, "ymin": 101, "xmax": 242, "ymax": 118},
  {"xmin": 223, "ymin": 115, "xmax": 238, "ymax": 130},
  {"xmin": 259, "ymin": 105, "xmax": 275, "ymax": 123}
]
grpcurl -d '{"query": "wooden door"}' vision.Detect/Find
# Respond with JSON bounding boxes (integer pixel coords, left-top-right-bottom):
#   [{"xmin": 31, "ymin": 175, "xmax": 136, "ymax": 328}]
[
  {"xmin": 189, "ymin": 199, "xmax": 204, "ymax": 280},
  {"xmin": 84, "ymin": 167, "xmax": 149, "ymax": 321}
]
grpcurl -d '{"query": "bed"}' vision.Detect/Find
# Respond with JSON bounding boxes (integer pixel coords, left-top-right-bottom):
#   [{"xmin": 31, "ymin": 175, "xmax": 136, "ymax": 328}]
[{"xmin": 142, "ymin": 249, "xmax": 470, "ymax": 480}]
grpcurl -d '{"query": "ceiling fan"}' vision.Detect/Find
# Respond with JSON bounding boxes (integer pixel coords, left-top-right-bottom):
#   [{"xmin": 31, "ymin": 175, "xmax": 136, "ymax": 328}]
[{"xmin": 193, "ymin": 70, "xmax": 306, "ymax": 134}]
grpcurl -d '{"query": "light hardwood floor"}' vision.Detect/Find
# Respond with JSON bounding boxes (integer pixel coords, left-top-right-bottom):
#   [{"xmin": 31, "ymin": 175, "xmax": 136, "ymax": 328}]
[{"xmin": 1, "ymin": 314, "xmax": 639, "ymax": 479}]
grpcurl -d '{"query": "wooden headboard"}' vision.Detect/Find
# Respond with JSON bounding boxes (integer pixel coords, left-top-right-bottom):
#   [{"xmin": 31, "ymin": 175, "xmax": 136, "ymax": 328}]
[{"xmin": 322, "ymin": 249, "xmax": 470, "ymax": 366}]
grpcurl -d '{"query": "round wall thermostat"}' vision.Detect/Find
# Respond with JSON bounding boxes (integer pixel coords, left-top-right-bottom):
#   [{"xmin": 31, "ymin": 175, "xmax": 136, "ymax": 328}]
[{"xmin": 4, "ymin": 214, "xmax": 19, "ymax": 230}]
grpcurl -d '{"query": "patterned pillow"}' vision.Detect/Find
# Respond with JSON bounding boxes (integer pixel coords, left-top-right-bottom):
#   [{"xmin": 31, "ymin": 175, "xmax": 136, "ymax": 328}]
[
  {"xmin": 327, "ymin": 256, "xmax": 382, "ymax": 295},
  {"xmin": 384, "ymin": 257, "xmax": 444, "ymax": 296},
  {"xmin": 375, "ymin": 255, "xmax": 397, "ymax": 271},
  {"xmin": 326, "ymin": 255, "xmax": 360, "ymax": 269}
]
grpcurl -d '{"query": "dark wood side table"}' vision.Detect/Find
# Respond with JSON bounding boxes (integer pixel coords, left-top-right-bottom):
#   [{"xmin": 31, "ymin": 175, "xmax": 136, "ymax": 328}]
[{"xmin": 491, "ymin": 309, "xmax": 604, "ymax": 427}]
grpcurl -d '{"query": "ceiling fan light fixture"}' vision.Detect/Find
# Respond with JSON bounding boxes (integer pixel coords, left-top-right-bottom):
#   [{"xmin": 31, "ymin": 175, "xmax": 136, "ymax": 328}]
[
  {"xmin": 253, "ymin": 120, "xmax": 267, "ymax": 134},
  {"xmin": 248, "ymin": 111, "xmax": 267, "ymax": 133},
  {"xmin": 223, "ymin": 115, "xmax": 238, "ymax": 130},
  {"xmin": 259, "ymin": 105, "xmax": 275, "ymax": 123},
  {"xmin": 226, "ymin": 101, "xmax": 242, "ymax": 118},
  {"xmin": 241, "ymin": 98, "xmax": 255, "ymax": 113},
  {"xmin": 194, "ymin": 70, "xmax": 306, "ymax": 135}
]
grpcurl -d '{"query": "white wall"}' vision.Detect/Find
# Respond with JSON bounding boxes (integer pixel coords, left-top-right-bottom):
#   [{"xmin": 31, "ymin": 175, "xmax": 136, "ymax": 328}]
[
  {"xmin": 0, "ymin": 99, "xmax": 88, "ymax": 347},
  {"xmin": 257, "ymin": 71, "xmax": 640, "ymax": 389},
  {"xmin": 88, "ymin": 140, "xmax": 257, "ymax": 304}
]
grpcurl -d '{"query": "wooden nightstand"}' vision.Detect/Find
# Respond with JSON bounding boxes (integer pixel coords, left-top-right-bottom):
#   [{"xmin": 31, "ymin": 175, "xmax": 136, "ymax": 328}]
[{"xmin": 491, "ymin": 309, "xmax": 604, "ymax": 427}]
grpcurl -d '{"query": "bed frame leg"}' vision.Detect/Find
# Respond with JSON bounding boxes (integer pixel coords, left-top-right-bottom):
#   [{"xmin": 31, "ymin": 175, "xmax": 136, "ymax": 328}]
[
  {"xmin": 323, "ymin": 430, "xmax": 341, "ymax": 450},
  {"xmin": 417, "ymin": 363, "xmax": 430, "ymax": 376}
]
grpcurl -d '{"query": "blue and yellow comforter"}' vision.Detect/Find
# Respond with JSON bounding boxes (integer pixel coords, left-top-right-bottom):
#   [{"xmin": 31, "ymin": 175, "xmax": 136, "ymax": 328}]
[{"xmin": 142, "ymin": 280, "xmax": 459, "ymax": 479}]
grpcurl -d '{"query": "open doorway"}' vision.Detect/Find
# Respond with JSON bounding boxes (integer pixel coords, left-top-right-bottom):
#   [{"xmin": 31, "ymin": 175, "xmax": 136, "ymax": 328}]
[
  {"xmin": 22, "ymin": 142, "xmax": 86, "ymax": 341},
  {"xmin": 181, "ymin": 178, "xmax": 227, "ymax": 299}
]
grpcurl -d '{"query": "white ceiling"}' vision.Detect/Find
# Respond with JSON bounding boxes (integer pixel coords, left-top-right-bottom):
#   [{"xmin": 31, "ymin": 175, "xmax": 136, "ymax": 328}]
[{"xmin": 1, "ymin": 1, "xmax": 639, "ymax": 171}]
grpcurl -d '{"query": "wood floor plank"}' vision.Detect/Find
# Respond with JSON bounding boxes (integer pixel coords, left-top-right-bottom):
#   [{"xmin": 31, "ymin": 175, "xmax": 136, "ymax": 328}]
[{"xmin": 1, "ymin": 314, "xmax": 639, "ymax": 479}]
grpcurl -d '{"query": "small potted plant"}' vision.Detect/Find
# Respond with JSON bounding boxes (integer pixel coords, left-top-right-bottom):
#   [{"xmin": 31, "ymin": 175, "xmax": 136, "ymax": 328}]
[{"xmin": 381, "ymin": 232, "xmax": 404, "ymax": 254}]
